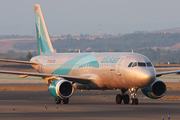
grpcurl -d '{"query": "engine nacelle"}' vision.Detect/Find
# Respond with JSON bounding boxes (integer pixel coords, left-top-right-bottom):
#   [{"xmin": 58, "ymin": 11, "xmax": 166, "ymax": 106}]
[
  {"xmin": 48, "ymin": 80, "xmax": 74, "ymax": 99},
  {"xmin": 141, "ymin": 79, "xmax": 166, "ymax": 99}
]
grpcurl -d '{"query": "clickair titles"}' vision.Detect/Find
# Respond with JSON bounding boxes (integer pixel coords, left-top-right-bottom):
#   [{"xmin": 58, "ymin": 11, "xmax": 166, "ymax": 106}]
[{"xmin": 101, "ymin": 56, "xmax": 120, "ymax": 63}]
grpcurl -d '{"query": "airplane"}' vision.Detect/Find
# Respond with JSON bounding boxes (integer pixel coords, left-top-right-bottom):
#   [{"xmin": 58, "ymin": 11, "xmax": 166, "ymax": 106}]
[{"xmin": 0, "ymin": 4, "xmax": 180, "ymax": 105}]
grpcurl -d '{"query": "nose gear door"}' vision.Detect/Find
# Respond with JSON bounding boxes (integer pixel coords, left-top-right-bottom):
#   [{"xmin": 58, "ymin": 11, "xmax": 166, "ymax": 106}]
[{"xmin": 116, "ymin": 56, "xmax": 126, "ymax": 75}]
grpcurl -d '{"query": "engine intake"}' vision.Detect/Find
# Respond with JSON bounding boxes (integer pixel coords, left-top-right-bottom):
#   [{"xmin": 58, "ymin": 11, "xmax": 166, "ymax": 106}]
[
  {"xmin": 48, "ymin": 80, "xmax": 74, "ymax": 99},
  {"xmin": 141, "ymin": 79, "xmax": 166, "ymax": 99}
]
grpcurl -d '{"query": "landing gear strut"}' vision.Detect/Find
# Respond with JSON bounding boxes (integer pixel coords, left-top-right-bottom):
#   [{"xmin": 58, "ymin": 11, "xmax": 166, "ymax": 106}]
[
  {"xmin": 130, "ymin": 88, "xmax": 138, "ymax": 105},
  {"xmin": 55, "ymin": 98, "xmax": 61, "ymax": 104},
  {"xmin": 55, "ymin": 98, "xmax": 69, "ymax": 104},
  {"xmin": 116, "ymin": 89, "xmax": 129, "ymax": 104}
]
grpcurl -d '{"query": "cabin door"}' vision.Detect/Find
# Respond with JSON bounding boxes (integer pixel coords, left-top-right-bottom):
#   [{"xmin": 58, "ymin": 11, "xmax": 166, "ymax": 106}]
[{"xmin": 116, "ymin": 56, "xmax": 126, "ymax": 76}]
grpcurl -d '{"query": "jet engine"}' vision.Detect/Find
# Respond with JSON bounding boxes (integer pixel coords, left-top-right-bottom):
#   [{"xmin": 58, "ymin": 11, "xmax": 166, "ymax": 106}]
[
  {"xmin": 141, "ymin": 79, "xmax": 166, "ymax": 99},
  {"xmin": 48, "ymin": 80, "xmax": 74, "ymax": 99}
]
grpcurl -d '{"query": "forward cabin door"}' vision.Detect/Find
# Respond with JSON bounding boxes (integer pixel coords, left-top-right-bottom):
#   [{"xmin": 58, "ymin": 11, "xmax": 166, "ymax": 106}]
[{"xmin": 116, "ymin": 56, "xmax": 126, "ymax": 76}]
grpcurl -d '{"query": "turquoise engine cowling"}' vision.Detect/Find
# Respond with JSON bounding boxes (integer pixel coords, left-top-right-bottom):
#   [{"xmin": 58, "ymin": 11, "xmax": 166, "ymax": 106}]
[
  {"xmin": 141, "ymin": 79, "xmax": 166, "ymax": 99},
  {"xmin": 48, "ymin": 80, "xmax": 74, "ymax": 99}
]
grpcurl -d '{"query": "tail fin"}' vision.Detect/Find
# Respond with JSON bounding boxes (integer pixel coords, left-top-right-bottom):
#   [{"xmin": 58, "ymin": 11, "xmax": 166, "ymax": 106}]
[{"xmin": 34, "ymin": 4, "xmax": 54, "ymax": 55}]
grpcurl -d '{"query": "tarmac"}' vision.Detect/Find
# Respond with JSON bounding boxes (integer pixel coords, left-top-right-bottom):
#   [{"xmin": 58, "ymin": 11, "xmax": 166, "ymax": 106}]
[
  {"xmin": 0, "ymin": 73, "xmax": 180, "ymax": 120},
  {"xmin": 0, "ymin": 90, "xmax": 179, "ymax": 120}
]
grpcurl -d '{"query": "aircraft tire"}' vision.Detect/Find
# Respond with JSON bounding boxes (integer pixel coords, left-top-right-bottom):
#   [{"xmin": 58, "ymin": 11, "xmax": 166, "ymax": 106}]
[
  {"xmin": 116, "ymin": 94, "xmax": 122, "ymax": 104},
  {"xmin": 130, "ymin": 98, "xmax": 135, "ymax": 105},
  {"xmin": 123, "ymin": 94, "xmax": 129, "ymax": 104},
  {"xmin": 63, "ymin": 98, "xmax": 69, "ymax": 104},
  {"xmin": 135, "ymin": 98, "xmax": 138, "ymax": 105},
  {"xmin": 55, "ymin": 98, "xmax": 61, "ymax": 104}
]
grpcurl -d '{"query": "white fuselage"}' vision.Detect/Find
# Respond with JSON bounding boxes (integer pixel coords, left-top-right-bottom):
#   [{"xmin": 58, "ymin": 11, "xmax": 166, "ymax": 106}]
[{"xmin": 30, "ymin": 52, "xmax": 156, "ymax": 89}]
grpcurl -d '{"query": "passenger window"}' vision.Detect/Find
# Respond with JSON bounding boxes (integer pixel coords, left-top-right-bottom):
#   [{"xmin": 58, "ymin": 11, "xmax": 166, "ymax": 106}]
[
  {"xmin": 132, "ymin": 62, "xmax": 137, "ymax": 67},
  {"xmin": 128, "ymin": 62, "xmax": 133, "ymax": 67},
  {"xmin": 138, "ymin": 62, "xmax": 146, "ymax": 67},
  {"xmin": 146, "ymin": 62, "xmax": 152, "ymax": 67}
]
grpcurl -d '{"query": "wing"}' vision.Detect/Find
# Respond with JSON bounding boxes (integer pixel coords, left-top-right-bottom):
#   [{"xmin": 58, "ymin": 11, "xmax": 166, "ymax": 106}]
[
  {"xmin": 0, "ymin": 70, "xmax": 91, "ymax": 84},
  {"xmin": 0, "ymin": 59, "xmax": 91, "ymax": 84},
  {"xmin": 156, "ymin": 70, "xmax": 180, "ymax": 77},
  {"xmin": 1, "ymin": 69, "xmax": 180, "ymax": 84}
]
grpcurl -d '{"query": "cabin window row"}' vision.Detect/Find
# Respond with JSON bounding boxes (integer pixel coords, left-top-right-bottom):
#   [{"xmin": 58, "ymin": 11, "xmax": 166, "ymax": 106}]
[{"xmin": 46, "ymin": 63, "xmax": 116, "ymax": 67}]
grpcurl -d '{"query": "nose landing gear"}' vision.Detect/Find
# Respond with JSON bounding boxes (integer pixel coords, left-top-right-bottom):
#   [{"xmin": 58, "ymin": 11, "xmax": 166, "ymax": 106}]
[
  {"xmin": 116, "ymin": 89, "xmax": 129, "ymax": 104},
  {"xmin": 129, "ymin": 88, "xmax": 138, "ymax": 105}
]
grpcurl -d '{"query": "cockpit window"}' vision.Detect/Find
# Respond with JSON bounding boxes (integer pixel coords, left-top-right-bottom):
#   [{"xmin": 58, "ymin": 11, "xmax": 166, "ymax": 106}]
[
  {"xmin": 146, "ymin": 62, "xmax": 152, "ymax": 67},
  {"xmin": 132, "ymin": 62, "xmax": 137, "ymax": 67},
  {"xmin": 128, "ymin": 62, "xmax": 133, "ymax": 67},
  {"xmin": 138, "ymin": 62, "xmax": 146, "ymax": 67},
  {"xmin": 129, "ymin": 62, "xmax": 153, "ymax": 67}
]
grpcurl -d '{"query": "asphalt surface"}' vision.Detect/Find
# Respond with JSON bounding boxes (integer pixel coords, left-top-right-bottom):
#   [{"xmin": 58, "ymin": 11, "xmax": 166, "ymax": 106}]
[
  {"xmin": 0, "ymin": 73, "xmax": 180, "ymax": 119},
  {"xmin": 0, "ymin": 90, "xmax": 180, "ymax": 120}
]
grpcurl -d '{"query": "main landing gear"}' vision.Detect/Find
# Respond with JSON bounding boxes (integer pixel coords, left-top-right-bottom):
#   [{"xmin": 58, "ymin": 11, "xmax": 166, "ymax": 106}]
[
  {"xmin": 116, "ymin": 89, "xmax": 130, "ymax": 104},
  {"xmin": 116, "ymin": 88, "xmax": 139, "ymax": 105},
  {"xmin": 55, "ymin": 98, "xmax": 69, "ymax": 104}
]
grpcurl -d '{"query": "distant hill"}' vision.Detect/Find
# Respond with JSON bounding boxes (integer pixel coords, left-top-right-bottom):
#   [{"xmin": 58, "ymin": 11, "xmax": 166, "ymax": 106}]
[
  {"xmin": 2, "ymin": 33, "xmax": 180, "ymax": 53},
  {"xmin": 152, "ymin": 27, "xmax": 180, "ymax": 33},
  {"xmin": 0, "ymin": 38, "xmax": 58, "ymax": 53},
  {"xmin": 2, "ymin": 33, "xmax": 180, "ymax": 63}
]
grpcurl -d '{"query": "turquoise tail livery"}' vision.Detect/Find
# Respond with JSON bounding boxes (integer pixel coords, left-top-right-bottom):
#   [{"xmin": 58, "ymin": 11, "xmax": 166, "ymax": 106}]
[{"xmin": 34, "ymin": 4, "xmax": 54, "ymax": 55}]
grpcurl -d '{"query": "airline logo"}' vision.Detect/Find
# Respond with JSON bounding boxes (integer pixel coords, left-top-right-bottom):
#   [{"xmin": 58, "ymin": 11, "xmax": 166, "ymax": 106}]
[{"xmin": 47, "ymin": 60, "xmax": 56, "ymax": 63}]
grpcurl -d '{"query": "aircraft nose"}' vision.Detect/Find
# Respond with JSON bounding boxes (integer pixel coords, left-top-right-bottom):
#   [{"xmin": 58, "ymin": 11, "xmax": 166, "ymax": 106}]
[{"xmin": 140, "ymin": 70, "xmax": 156, "ymax": 86}]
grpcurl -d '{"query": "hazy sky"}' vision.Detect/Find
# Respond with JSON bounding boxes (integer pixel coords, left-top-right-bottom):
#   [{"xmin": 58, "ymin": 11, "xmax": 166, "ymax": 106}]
[{"xmin": 0, "ymin": 0, "xmax": 180, "ymax": 35}]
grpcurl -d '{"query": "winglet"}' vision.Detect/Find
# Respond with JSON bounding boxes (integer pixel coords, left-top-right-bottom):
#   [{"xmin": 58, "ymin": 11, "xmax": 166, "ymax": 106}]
[{"xmin": 34, "ymin": 4, "xmax": 55, "ymax": 55}]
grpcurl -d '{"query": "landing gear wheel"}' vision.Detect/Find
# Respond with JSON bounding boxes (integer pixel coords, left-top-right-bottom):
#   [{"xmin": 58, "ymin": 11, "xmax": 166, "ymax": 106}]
[
  {"xmin": 116, "ymin": 94, "xmax": 122, "ymax": 104},
  {"xmin": 130, "ymin": 98, "xmax": 135, "ymax": 105},
  {"xmin": 55, "ymin": 98, "xmax": 61, "ymax": 104},
  {"xmin": 123, "ymin": 94, "xmax": 129, "ymax": 104},
  {"xmin": 63, "ymin": 98, "xmax": 69, "ymax": 104},
  {"xmin": 130, "ymin": 98, "xmax": 138, "ymax": 105},
  {"xmin": 134, "ymin": 98, "xmax": 138, "ymax": 105}
]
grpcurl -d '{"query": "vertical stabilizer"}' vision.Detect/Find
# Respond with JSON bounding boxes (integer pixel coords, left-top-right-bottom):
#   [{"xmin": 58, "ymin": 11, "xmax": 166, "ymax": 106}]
[{"xmin": 34, "ymin": 4, "xmax": 54, "ymax": 55}]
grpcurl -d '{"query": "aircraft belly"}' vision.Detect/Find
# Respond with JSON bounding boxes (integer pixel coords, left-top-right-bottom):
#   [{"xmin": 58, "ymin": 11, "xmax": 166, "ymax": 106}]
[
  {"xmin": 68, "ymin": 67, "xmax": 129, "ymax": 89},
  {"xmin": 68, "ymin": 67, "xmax": 106, "ymax": 89}
]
